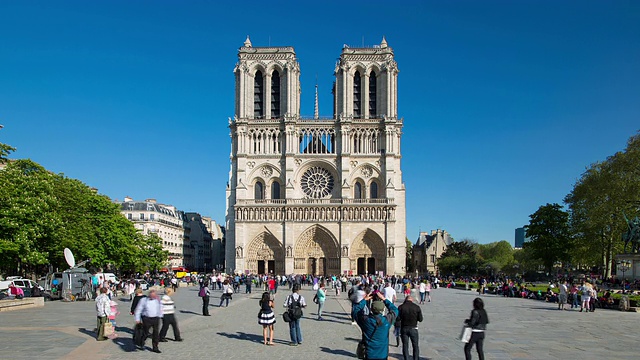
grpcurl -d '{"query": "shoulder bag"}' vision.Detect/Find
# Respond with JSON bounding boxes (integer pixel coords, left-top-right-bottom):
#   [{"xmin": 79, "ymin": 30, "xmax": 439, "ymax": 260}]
[{"xmin": 356, "ymin": 315, "xmax": 380, "ymax": 359}]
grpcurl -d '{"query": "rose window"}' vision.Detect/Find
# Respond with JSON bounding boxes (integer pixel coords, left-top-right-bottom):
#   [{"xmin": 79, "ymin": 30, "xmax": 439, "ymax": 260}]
[{"xmin": 301, "ymin": 166, "xmax": 334, "ymax": 198}]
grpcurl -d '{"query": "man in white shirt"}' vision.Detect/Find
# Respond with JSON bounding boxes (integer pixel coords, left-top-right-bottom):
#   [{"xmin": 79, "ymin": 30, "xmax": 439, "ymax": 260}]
[
  {"xmin": 558, "ymin": 280, "xmax": 568, "ymax": 311},
  {"xmin": 135, "ymin": 289, "xmax": 164, "ymax": 353},
  {"xmin": 383, "ymin": 282, "xmax": 397, "ymax": 303}
]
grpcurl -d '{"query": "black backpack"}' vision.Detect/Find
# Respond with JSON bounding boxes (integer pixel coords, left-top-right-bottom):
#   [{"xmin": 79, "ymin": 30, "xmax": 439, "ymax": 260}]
[{"xmin": 288, "ymin": 294, "xmax": 303, "ymax": 320}]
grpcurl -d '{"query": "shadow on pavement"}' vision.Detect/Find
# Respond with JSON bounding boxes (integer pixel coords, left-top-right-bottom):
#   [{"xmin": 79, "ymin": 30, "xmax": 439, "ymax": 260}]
[
  {"xmin": 179, "ymin": 310, "xmax": 201, "ymax": 315},
  {"xmin": 115, "ymin": 326, "xmax": 134, "ymax": 335},
  {"xmin": 319, "ymin": 346, "xmax": 354, "ymax": 357},
  {"xmin": 78, "ymin": 327, "xmax": 95, "ymax": 337},
  {"xmin": 217, "ymin": 331, "xmax": 274, "ymax": 344},
  {"xmin": 112, "ymin": 335, "xmax": 138, "ymax": 352},
  {"xmin": 344, "ymin": 337, "xmax": 360, "ymax": 342}
]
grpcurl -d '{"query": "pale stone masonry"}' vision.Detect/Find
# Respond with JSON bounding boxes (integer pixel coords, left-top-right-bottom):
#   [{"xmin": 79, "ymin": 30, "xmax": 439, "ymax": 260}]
[
  {"xmin": 413, "ymin": 229, "xmax": 454, "ymax": 276},
  {"xmin": 225, "ymin": 37, "xmax": 406, "ymax": 276}
]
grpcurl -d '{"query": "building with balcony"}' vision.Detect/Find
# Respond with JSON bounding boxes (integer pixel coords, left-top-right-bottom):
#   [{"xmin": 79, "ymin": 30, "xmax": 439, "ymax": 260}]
[
  {"xmin": 118, "ymin": 197, "xmax": 189, "ymax": 268},
  {"xmin": 225, "ymin": 37, "xmax": 406, "ymax": 276},
  {"xmin": 413, "ymin": 229, "xmax": 454, "ymax": 276}
]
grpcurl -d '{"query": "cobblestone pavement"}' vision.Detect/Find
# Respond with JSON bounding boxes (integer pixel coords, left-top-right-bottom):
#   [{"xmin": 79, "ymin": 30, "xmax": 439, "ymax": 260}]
[{"xmin": 0, "ymin": 285, "xmax": 638, "ymax": 360}]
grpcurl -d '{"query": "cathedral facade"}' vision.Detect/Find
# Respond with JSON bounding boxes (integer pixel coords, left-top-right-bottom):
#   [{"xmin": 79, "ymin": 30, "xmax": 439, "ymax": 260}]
[{"xmin": 225, "ymin": 37, "xmax": 406, "ymax": 276}]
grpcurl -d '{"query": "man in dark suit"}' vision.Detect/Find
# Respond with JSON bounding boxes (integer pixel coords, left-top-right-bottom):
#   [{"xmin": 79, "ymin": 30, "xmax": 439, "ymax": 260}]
[{"xmin": 397, "ymin": 290, "xmax": 423, "ymax": 360}]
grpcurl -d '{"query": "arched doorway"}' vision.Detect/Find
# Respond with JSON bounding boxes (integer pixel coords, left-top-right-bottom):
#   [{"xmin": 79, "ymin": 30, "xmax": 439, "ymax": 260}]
[
  {"xmin": 246, "ymin": 232, "xmax": 284, "ymax": 275},
  {"xmin": 294, "ymin": 225, "xmax": 340, "ymax": 276},
  {"xmin": 350, "ymin": 229, "xmax": 386, "ymax": 275}
]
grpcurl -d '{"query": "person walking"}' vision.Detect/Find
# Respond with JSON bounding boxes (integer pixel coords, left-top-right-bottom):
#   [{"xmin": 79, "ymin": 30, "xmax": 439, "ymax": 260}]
[
  {"xmin": 464, "ymin": 297, "xmax": 489, "ymax": 360},
  {"xmin": 418, "ymin": 281, "xmax": 426, "ymax": 304},
  {"xmin": 258, "ymin": 292, "xmax": 276, "ymax": 345},
  {"xmin": 159, "ymin": 288, "xmax": 182, "ymax": 342},
  {"xmin": 200, "ymin": 281, "xmax": 211, "ymax": 316},
  {"xmin": 134, "ymin": 289, "xmax": 164, "ymax": 353},
  {"xmin": 580, "ymin": 281, "xmax": 591, "ymax": 313},
  {"xmin": 383, "ymin": 282, "xmax": 397, "ymax": 304},
  {"xmin": 398, "ymin": 290, "xmax": 423, "ymax": 360},
  {"xmin": 558, "ymin": 280, "xmax": 568, "ymax": 310},
  {"xmin": 425, "ymin": 281, "xmax": 432, "ymax": 302},
  {"xmin": 316, "ymin": 282, "xmax": 326, "ymax": 320},
  {"xmin": 220, "ymin": 279, "xmax": 233, "ymax": 307},
  {"xmin": 95, "ymin": 287, "xmax": 112, "ymax": 341},
  {"xmin": 283, "ymin": 283, "xmax": 306, "ymax": 346},
  {"xmin": 352, "ymin": 291, "xmax": 398, "ymax": 360}
]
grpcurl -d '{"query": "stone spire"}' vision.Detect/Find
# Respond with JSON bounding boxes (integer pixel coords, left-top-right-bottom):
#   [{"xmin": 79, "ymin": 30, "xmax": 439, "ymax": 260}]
[
  {"xmin": 244, "ymin": 35, "xmax": 252, "ymax": 48},
  {"xmin": 380, "ymin": 36, "xmax": 388, "ymax": 49},
  {"xmin": 314, "ymin": 82, "xmax": 319, "ymax": 119}
]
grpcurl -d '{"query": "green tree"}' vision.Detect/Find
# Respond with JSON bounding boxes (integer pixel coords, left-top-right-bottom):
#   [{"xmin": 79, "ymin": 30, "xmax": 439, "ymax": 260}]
[
  {"xmin": 438, "ymin": 239, "xmax": 478, "ymax": 275},
  {"xmin": 0, "ymin": 160, "xmax": 61, "ymax": 274},
  {"xmin": 524, "ymin": 203, "xmax": 571, "ymax": 274},
  {"xmin": 564, "ymin": 133, "xmax": 640, "ymax": 277},
  {"xmin": 0, "ymin": 142, "xmax": 15, "ymax": 164}
]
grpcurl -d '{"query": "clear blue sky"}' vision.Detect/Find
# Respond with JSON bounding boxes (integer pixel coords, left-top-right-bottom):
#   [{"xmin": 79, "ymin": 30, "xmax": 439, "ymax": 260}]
[{"xmin": 1, "ymin": 1, "xmax": 639, "ymax": 245}]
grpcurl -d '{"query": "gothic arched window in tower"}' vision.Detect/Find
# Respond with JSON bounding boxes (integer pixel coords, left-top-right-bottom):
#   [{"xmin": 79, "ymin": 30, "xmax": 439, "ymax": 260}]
[
  {"xmin": 354, "ymin": 181, "xmax": 363, "ymax": 200},
  {"xmin": 370, "ymin": 181, "xmax": 378, "ymax": 199},
  {"xmin": 353, "ymin": 71, "xmax": 362, "ymax": 118},
  {"xmin": 271, "ymin": 181, "xmax": 281, "ymax": 199},
  {"xmin": 271, "ymin": 70, "xmax": 281, "ymax": 118},
  {"xmin": 254, "ymin": 70, "xmax": 264, "ymax": 118},
  {"xmin": 254, "ymin": 180, "xmax": 264, "ymax": 200},
  {"xmin": 369, "ymin": 71, "xmax": 377, "ymax": 117}
]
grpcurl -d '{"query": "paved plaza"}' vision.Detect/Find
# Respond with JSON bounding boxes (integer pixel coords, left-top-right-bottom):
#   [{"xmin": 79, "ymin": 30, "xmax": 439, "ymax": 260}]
[{"xmin": 0, "ymin": 285, "xmax": 638, "ymax": 360}]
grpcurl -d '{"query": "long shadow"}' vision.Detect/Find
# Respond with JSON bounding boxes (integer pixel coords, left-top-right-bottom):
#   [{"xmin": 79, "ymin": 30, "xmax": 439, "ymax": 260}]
[
  {"xmin": 112, "ymin": 335, "xmax": 138, "ymax": 352},
  {"xmin": 116, "ymin": 326, "xmax": 134, "ymax": 335},
  {"xmin": 344, "ymin": 337, "xmax": 360, "ymax": 343},
  {"xmin": 78, "ymin": 327, "xmax": 95, "ymax": 337},
  {"xmin": 179, "ymin": 310, "xmax": 201, "ymax": 315},
  {"xmin": 528, "ymin": 307, "xmax": 564, "ymax": 311},
  {"xmin": 216, "ymin": 331, "xmax": 263, "ymax": 344},
  {"xmin": 319, "ymin": 347, "xmax": 354, "ymax": 357}
]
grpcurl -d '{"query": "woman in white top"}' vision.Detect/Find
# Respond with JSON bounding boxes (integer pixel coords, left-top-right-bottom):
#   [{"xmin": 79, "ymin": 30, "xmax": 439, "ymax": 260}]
[
  {"xmin": 580, "ymin": 282, "xmax": 591, "ymax": 313},
  {"xmin": 418, "ymin": 281, "xmax": 427, "ymax": 304}
]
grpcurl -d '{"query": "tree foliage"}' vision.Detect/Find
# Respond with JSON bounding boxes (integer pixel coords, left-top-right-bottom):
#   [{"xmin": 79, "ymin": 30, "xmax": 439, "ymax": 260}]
[
  {"xmin": 405, "ymin": 237, "xmax": 413, "ymax": 273},
  {"xmin": 524, "ymin": 203, "xmax": 571, "ymax": 273},
  {"xmin": 0, "ymin": 159, "xmax": 168, "ymax": 276},
  {"xmin": 564, "ymin": 133, "xmax": 640, "ymax": 277}
]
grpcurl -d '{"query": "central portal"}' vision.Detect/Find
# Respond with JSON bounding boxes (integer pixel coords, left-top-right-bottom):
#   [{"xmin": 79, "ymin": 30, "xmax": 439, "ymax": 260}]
[{"xmin": 294, "ymin": 225, "xmax": 339, "ymax": 276}]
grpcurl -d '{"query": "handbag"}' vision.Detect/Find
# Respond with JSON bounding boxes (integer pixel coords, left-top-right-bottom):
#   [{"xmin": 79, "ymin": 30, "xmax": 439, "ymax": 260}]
[
  {"xmin": 459, "ymin": 326, "xmax": 472, "ymax": 343},
  {"xmin": 356, "ymin": 315, "xmax": 380, "ymax": 359},
  {"xmin": 103, "ymin": 322, "xmax": 115, "ymax": 337},
  {"xmin": 282, "ymin": 311, "xmax": 292, "ymax": 323},
  {"xmin": 133, "ymin": 323, "xmax": 145, "ymax": 347}
]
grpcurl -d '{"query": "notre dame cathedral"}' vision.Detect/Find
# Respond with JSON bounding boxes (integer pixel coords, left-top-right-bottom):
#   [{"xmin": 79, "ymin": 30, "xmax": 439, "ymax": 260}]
[{"xmin": 225, "ymin": 36, "xmax": 406, "ymax": 276}]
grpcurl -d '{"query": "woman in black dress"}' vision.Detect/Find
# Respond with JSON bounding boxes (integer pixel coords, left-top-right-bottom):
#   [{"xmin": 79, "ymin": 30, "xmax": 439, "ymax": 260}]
[{"xmin": 258, "ymin": 291, "xmax": 276, "ymax": 345}]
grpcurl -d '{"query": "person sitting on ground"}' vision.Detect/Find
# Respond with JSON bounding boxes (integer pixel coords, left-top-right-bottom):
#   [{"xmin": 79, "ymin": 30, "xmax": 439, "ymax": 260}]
[{"xmin": 8, "ymin": 284, "xmax": 24, "ymax": 299}]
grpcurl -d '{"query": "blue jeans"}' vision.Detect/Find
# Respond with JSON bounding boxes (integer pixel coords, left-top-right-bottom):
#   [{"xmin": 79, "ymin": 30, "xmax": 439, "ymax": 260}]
[
  {"xmin": 419, "ymin": 292, "xmax": 426, "ymax": 303},
  {"xmin": 317, "ymin": 301, "xmax": 325, "ymax": 318},
  {"xmin": 288, "ymin": 318, "xmax": 302, "ymax": 344},
  {"xmin": 401, "ymin": 327, "xmax": 420, "ymax": 360}
]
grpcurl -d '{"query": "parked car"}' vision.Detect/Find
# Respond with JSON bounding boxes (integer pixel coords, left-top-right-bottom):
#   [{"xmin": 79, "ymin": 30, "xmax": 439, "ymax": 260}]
[
  {"xmin": 0, "ymin": 278, "xmax": 44, "ymax": 297},
  {"xmin": 137, "ymin": 279, "xmax": 149, "ymax": 290}
]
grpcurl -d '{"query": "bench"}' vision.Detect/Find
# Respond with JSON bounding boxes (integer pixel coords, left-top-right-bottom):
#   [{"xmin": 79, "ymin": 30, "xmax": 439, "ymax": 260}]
[{"xmin": 0, "ymin": 297, "xmax": 45, "ymax": 312}]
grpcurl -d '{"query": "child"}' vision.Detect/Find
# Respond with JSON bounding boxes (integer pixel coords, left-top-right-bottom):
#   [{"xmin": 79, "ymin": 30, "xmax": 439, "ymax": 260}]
[{"xmin": 107, "ymin": 300, "xmax": 119, "ymax": 339}]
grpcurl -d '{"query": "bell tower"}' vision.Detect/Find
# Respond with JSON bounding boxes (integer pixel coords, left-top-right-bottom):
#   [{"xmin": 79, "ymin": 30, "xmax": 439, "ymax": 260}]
[{"xmin": 333, "ymin": 37, "xmax": 398, "ymax": 120}]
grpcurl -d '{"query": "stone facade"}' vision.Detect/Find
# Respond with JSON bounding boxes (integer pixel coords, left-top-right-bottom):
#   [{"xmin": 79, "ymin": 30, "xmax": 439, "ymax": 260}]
[
  {"xmin": 413, "ymin": 230, "xmax": 453, "ymax": 276},
  {"xmin": 185, "ymin": 213, "xmax": 225, "ymax": 272},
  {"xmin": 225, "ymin": 37, "xmax": 406, "ymax": 276},
  {"xmin": 118, "ymin": 197, "xmax": 189, "ymax": 268}
]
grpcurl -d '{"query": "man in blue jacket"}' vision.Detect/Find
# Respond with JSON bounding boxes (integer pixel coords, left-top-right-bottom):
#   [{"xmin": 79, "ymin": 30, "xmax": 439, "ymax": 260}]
[{"xmin": 352, "ymin": 291, "xmax": 399, "ymax": 360}]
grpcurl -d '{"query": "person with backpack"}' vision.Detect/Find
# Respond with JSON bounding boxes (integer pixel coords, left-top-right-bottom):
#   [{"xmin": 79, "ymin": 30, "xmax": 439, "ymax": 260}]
[
  {"xmin": 283, "ymin": 283, "xmax": 306, "ymax": 346},
  {"xmin": 200, "ymin": 281, "xmax": 211, "ymax": 316},
  {"xmin": 352, "ymin": 291, "xmax": 398, "ymax": 360}
]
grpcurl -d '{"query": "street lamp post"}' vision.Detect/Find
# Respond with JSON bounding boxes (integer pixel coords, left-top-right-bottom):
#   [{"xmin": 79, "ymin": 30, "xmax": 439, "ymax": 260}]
[{"xmin": 617, "ymin": 260, "xmax": 632, "ymax": 293}]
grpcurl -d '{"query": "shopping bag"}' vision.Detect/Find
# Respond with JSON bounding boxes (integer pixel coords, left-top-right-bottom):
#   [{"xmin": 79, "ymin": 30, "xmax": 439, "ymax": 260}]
[
  {"xmin": 459, "ymin": 326, "xmax": 472, "ymax": 343},
  {"xmin": 103, "ymin": 322, "xmax": 115, "ymax": 337}
]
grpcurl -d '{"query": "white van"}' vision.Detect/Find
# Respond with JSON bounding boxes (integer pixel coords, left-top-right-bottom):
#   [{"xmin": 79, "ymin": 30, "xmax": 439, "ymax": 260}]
[{"xmin": 94, "ymin": 273, "xmax": 119, "ymax": 285}]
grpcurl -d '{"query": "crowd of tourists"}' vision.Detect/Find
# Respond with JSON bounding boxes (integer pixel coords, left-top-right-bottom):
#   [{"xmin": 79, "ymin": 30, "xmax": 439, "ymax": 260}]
[{"xmin": 92, "ymin": 271, "xmax": 492, "ymax": 359}]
